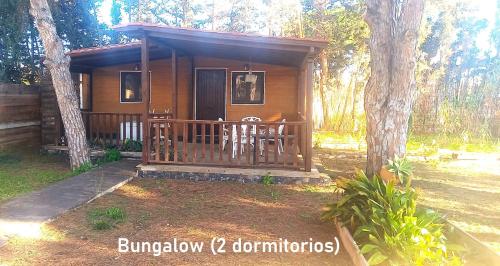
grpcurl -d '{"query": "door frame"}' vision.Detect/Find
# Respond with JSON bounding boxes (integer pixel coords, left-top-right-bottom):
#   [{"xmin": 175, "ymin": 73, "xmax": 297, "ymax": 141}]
[{"xmin": 194, "ymin": 67, "xmax": 227, "ymax": 120}]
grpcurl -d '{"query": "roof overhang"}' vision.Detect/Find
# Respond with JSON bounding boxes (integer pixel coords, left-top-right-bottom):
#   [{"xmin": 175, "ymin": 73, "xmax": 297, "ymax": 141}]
[
  {"xmin": 68, "ymin": 42, "xmax": 171, "ymax": 72},
  {"xmin": 69, "ymin": 23, "xmax": 328, "ymax": 71}
]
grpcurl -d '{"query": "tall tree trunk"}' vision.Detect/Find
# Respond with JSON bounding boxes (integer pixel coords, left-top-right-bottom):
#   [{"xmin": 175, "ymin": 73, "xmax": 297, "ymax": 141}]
[
  {"xmin": 29, "ymin": 0, "xmax": 90, "ymax": 169},
  {"xmin": 364, "ymin": 0, "xmax": 424, "ymax": 176},
  {"xmin": 351, "ymin": 67, "xmax": 368, "ymax": 132},
  {"xmin": 181, "ymin": 0, "xmax": 193, "ymax": 27},
  {"xmin": 319, "ymin": 51, "xmax": 329, "ymax": 128},
  {"xmin": 211, "ymin": 0, "xmax": 216, "ymax": 30},
  {"xmin": 297, "ymin": 9, "xmax": 304, "ymax": 38},
  {"xmin": 337, "ymin": 71, "xmax": 356, "ymax": 131}
]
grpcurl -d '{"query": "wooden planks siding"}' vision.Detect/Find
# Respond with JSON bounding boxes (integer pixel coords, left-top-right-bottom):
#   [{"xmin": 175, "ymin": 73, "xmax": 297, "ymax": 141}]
[
  {"xmin": 90, "ymin": 56, "xmax": 299, "ymax": 123},
  {"xmin": 91, "ymin": 58, "xmax": 191, "ymax": 119},
  {"xmin": 0, "ymin": 83, "xmax": 41, "ymax": 148}
]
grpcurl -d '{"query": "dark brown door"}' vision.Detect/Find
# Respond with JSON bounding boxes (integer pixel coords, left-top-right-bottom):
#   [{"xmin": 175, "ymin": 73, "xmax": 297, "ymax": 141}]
[{"xmin": 196, "ymin": 69, "xmax": 226, "ymax": 120}]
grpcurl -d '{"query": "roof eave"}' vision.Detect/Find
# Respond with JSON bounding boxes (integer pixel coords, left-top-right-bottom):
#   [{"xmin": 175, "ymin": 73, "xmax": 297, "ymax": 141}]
[{"xmin": 112, "ymin": 23, "xmax": 328, "ymax": 51}]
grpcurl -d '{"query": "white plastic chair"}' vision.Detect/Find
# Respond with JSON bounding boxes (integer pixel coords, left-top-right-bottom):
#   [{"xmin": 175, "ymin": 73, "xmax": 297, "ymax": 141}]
[
  {"xmin": 277, "ymin": 119, "xmax": 286, "ymax": 154},
  {"xmin": 231, "ymin": 124, "xmax": 250, "ymax": 158},
  {"xmin": 218, "ymin": 118, "xmax": 229, "ymax": 151},
  {"xmin": 241, "ymin": 116, "xmax": 262, "ymax": 157},
  {"xmin": 241, "ymin": 116, "xmax": 261, "ymax": 136}
]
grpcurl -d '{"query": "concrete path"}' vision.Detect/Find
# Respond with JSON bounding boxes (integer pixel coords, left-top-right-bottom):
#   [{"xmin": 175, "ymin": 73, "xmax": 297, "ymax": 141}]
[{"xmin": 0, "ymin": 159, "xmax": 138, "ymax": 245}]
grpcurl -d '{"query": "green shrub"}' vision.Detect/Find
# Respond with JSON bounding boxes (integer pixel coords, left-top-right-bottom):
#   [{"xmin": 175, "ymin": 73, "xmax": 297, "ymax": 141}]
[
  {"xmin": 261, "ymin": 173, "xmax": 274, "ymax": 186},
  {"xmin": 104, "ymin": 148, "xmax": 121, "ymax": 162},
  {"xmin": 121, "ymin": 139, "xmax": 142, "ymax": 152},
  {"xmin": 386, "ymin": 155, "xmax": 413, "ymax": 187},
  {"xmin": 88, "ymin": 206, "xmax": 126, "ymax": 230},
  {"xmin": 92, "ymin": 220, "xmax": 112, "ymax": 230},
  {"xmin": 105, "ymin": 206, "xmax": 126, "ymax": 220},
  {"xmin": 323, "ymin": 172, "xmax": 462, "ymax": 265},
  {"xmin": 73, "ymin": 162, "xmax": 94, "ymax": 174}
]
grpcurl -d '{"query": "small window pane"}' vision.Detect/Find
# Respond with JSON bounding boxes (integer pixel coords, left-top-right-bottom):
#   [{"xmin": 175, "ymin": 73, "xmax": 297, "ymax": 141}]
[
  {"xmin": 231, "ymin": 71, "xmax": 265, "ymax": 104},
  {"xmin": 120, "ymin": 72, "xmax": 142, "ymax": 102}
]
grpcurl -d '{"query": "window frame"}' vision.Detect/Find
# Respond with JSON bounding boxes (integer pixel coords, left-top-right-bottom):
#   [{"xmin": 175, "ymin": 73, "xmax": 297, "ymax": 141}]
[
  {"xmin": 119, "ymin": 70, "xmax": 152, "ymax": 104},
  {"xmin": 230, "ymin": 70, "xmax": 266, "ymax": 105}
]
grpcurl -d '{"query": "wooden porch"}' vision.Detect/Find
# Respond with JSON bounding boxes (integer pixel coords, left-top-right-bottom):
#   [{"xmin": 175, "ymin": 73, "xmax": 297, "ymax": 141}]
[
  {"xmin": 78, "ymin": 112, "xmax": 307, "ymax": 171},
  {"xmin": 134, "ymin": 32, "xmax": 315, "ymax": 172}
]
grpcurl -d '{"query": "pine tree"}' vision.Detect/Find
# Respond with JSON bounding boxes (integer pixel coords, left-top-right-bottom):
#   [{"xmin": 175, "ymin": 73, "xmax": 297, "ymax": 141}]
[{"xmin": 29, "ymin": 0, "xmax": 91, "ymax": 169}]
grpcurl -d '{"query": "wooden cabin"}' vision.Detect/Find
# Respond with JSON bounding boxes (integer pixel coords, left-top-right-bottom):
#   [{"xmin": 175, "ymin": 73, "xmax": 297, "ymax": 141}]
[{"xmin": 68, "ymin": 23, "xmax": 326, "ymax": 172}]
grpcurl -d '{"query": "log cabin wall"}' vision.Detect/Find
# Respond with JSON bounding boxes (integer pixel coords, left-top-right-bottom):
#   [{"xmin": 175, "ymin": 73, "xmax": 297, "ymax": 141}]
[
  {"xmin": 90, "ymin": 56, "xmax": 298, "ymax": 122},
  {"xmin": 91, "ymin": 57, "xmax": 192, "ymax": 119},
  {"xmin": 193, "ymin": 56, "xmax": 299, "ymax": 121}
]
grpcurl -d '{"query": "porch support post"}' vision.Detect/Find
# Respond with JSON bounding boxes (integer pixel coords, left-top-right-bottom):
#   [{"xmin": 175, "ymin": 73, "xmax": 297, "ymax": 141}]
[
  {"xmin": 141, "ymin": 34, "xmax": 150, "ymax": 163},
  {"xmin": 298, "ymin": 66, "xmax": 306, "ymax": 159},
  {"xmin": 297, "ymin": 67, "xmax": 304, "ymax": 116},
  {"xmin": 171, "ymin": 48, "xmax": 178, "ymax": 118},
  {"xmin": 88, "ymin": 72, "xmax": 93, "ymax": 112},
  {"xmin": 305, "ymin": 51, "xmax": 314, "ymax": 172},
  {"xmin": 189, "ymin": 55, "xmax": 195, "ymax": 119}
]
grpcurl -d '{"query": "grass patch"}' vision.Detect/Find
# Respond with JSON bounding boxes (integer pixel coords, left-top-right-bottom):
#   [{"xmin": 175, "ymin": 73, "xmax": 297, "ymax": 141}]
[
  {"xmin": 0, "ymin": 149, "xmax": 71, "ymax": 202},
  {"xmin": 73, "ymin": 148, "xmax": 122, "ymax": 175},
  {"xmin": 72, "ymin": 162, "xmax": 94, "ymax": 175},
  {"xmin": 269, "ymin": 189, "xmax": 280, "ymax": 201},
  {"xmin": 406, "ymin": 134, "xmax": 500, "ymax": 154},
  {"xmin": 314, "ymin": 131, "xmax": 500, "ymax": 155},
  {"xmin": 94, "ymin": 148, "xmax": 122, "ymax": 166},
  {"xmin": 313, "ymin": 131, "xmax": 365, "ymax": 149},
  {"xmin": 87, "ymin": 206, "xmax": 126, "ymax": 230},
  {"xmin": 301, "ymin": 184, "xmax": 338, "ymax": 193}
]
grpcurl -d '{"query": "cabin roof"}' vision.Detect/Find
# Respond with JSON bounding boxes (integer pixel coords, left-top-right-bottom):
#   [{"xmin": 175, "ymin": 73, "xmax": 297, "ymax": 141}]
[{"xmin": 69, "ymin": 23, "xmax": 327, "ymax": 72}]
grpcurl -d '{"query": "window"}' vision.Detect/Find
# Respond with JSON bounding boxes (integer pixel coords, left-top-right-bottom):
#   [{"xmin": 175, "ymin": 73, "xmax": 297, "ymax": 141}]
[
  {"xmin": 120, "ymin": 71, "xmax": 150, "ymax": 103},
  {"xmin": 231, "ymin": 71, "xmax": 265, "ymax": 104}
]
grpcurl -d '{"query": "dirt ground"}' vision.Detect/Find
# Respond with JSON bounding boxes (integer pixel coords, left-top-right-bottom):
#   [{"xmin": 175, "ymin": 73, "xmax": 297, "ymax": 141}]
[
  {"xmin": 0, "ymin": 179, "xmax": 352, "ymax": 265},
  {"xmin": 315, "ymin": 147, "xmax": 500, "ymax": 254}
]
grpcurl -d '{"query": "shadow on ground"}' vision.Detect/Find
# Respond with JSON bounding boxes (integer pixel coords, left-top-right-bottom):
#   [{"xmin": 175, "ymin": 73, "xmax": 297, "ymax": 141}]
[{"xmin": 0, "ymin": 178, "xmax": 351, "ymax": 265}]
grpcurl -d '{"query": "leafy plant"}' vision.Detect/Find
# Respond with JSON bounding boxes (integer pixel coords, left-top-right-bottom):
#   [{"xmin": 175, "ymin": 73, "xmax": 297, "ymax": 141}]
[
  {"xmin": 104, "ymin": 148, "xmax": 121, "ymax": 162},
  {"xmin": 88, "ymin": 206, "xmax": 126, "ymax": 230},
  {"xmin": 386, "ymin": 155, "xmax": 413, "ymax": 187},
  {"xmin": 73, "ymin": 162, "xmax": 94, "ymax": 174},
  {"xmin": 323, "ymin": 172, "xmax": 462, "ymax": 265},
  {"xmin": 121, "ymin": 139, "xmax": 142, "ymax": 152},
  {"xmin": 105, "ymin": 206, "xmax": 126, "ymax": 220},
  {"xmin": 261, "ymin": 173, "xmax": 274, "ymax": 186}
]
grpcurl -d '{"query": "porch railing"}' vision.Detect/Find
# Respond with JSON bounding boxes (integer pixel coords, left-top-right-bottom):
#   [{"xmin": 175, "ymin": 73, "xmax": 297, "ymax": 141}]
[
  {"xmin": 146, "ymin": 118, "xmax": 307, "ymax": 170},
  {"xmin": 80, "ymin": 112, "xmax": 172, "ymax": 147}
]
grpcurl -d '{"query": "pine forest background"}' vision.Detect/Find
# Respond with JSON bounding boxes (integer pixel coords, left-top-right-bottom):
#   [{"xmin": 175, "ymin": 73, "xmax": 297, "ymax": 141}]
[{"xmin": 1, "ymin": 0, "xmax": 499, "ymax": 141}]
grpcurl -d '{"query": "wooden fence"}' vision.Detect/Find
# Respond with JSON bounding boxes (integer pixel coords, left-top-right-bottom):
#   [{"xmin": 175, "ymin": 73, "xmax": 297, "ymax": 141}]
[
  {"xmin": 0, "ymin": 83, "xmax": 41, "ymax": 148},
  {"xmin": 40, "ymin": 78, "xmax": 63, "ymax": 145}
]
